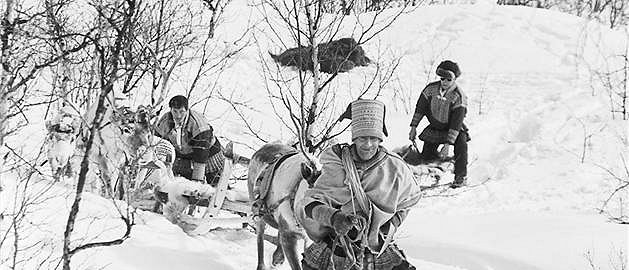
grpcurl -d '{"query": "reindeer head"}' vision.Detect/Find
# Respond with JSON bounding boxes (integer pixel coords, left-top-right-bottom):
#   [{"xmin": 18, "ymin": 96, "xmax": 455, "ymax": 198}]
[
  {"xmin": 301, "ymin": 156, "xmax": 321, "ymax": 187},
  {"xmin": 127, "ymin": 105, "xmax": 159, "ymax": 156}
]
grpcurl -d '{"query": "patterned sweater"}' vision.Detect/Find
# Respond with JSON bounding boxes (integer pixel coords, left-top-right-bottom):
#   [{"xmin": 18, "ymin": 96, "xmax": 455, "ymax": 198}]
[
  {"xmin": 150, "ymin": 136, "xmax": 176, "ymax": 165},
  {"xmin": 410, "ymin": 81, "xmax": 467, "ymax": 131},
  {"xmin": 155, "ymin": 110, "xmax": 221, "ymax": 163}
]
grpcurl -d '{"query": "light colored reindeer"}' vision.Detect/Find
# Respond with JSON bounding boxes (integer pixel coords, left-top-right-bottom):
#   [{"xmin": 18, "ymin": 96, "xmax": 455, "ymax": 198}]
[{"xmin": 247, "ymin": 143, "xmax": 320, "ymax": 270}]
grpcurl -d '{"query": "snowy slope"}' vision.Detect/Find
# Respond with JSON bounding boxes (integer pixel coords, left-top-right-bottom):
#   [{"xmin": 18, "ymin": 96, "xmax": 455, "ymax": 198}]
[{"xmin": 2, "ymin": 1, "xmax": 628, "ymax": 270}]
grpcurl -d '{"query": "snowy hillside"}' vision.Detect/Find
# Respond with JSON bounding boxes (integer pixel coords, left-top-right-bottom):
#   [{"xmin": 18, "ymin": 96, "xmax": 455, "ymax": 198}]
[{"xmin": 1, "ymin": 1, "xmax": 628, "ymax": 270}]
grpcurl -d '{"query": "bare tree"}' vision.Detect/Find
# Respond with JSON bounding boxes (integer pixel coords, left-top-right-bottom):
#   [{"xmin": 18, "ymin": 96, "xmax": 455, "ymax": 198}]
[
  {"xmin": 581, "ymin": 23, "xmax": 629, "ymax": 120},
  {"xmin": 607, "ymin": 0, "xmax": 628, "ymax": 28},
  {"xmin": 555, "ymin": 116, "xmax": 608, "ymax": 163},
  {"xmin": 593, "ymin": 35, "xmax": 628, "ymax": 120},
  {"xmin": 44, "ymin": 0, "xmax": 73, "ymax": 114},
  {"xmin": 0, "ymin": 145, "xmax": 66, "ymax": 270},
  {"xmin": 0, "ymin": 0, "xmax": 281, "ymax": 268},
  {"xmin": 561, "ymin": 0, "xmax": 627, "ymax": 28},
  {"xmin": 495, "ymin": 0, "xmax": 628, "ymax": 29},
  {"xmin": 584, "ymin": 247, "xmax": 627, "ymax": 270},
  {"xmin": 576, "ymin": 119, "xmax": 607, "ymax": 163},
  {"xmin": 0, "ymin": 1, "xmax": 89, "ymax": 268},
  {"xmin": 62, "ymin": 1, "xmax": 139, "ymax": 268},
  {"xmin": 60, "ymin": 0, "xmax": 249, "ymax": 267},
  {"xmin": 121, "ymin": 0, "xmax": 198, "ymax": 106},
  {"xmin": 245, "ymin": 0, "xmax": 419, "ymax": 154},
  {"xmin": 475, "ymin": 72, "xmax": 490, "ymax": 115},
  {"xmin": 594, "ymin": 154, "xmax": 629, "ymax": 224},
  {"xmin": 0, "ymin": 0, "xmax": 89, "ymax": 154},
  {"xmin": 186, "ymin": 1, "xmax": 252, "ymax": 110}
]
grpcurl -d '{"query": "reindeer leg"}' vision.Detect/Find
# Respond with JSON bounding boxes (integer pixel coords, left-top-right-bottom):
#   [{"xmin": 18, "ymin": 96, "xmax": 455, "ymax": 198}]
[
  {"xmin": 271, "ymin": 234, "xmax": 285, "ymax": 266},
  {"xmin": 256, "ymin": 220, "xmax": 267, "ymax": 270},
  {"xmin": 278, "ymin": 215, "xmax": 302, "ymax": 270}
]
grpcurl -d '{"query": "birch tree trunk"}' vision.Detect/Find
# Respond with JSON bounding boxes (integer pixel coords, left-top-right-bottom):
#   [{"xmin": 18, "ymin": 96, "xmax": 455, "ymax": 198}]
[
  {"xmin": 623, "ymin": 28, "xmax": 628, "ymax": 120},
  {"xmin": 45, "ymin": 0, "xmax": 71, "ymax": 109},
  {"xmin": 63, "ymin": 2, "xmax": 134, "ymax": 268},
  {"xmin": 0, "ymin": 0, "xmax": 16, "ymax": 192},
  {"xmin": 62, "ymin": 83, "xmax": 112, "ymax": 270},
  {"xmin": 304, "ymin": 0, "xmax": 321, "ymax": 153},
  {"xmin": 0, "ymin": 0, "xmax": 15, "ymax": 151}
]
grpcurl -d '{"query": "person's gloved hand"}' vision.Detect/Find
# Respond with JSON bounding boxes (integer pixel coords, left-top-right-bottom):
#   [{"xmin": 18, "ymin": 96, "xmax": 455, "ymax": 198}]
[
  {"xmin": 446, "ymin": 129, "xmax": 459, "ymax": 144},
  {"xmin": 408, "ymin": 127, "xmax": 417, "ymax": 141},
  {"xmin": 438, "ymin": 144, "xmax": 451, "ymax": 159},
  {"xmin": 331, "ymin": 211, "xmax": 365, "ymax": 236}
]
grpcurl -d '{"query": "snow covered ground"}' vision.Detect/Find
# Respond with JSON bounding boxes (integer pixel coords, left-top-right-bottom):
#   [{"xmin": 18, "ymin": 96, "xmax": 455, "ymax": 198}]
[{"xmin": 1, "ymin": 1, "xmax": 628, "ymax": 270}]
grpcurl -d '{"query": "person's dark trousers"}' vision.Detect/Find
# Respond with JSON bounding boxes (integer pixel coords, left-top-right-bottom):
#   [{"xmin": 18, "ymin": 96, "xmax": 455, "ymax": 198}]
[
  {"xmin": 172, "ymin": 158, "xmax": 193, "ymax": 179},
  {"xmin": 420, "ymin": 141, "xmax": 439, "ymax": 161},
  {"xmin": 453, "ymin": 131, "xmax": 468, "ymax": 178},
  {"xmin": 421, "ymin": 131, "xmax": 468, "ymax": 178}
]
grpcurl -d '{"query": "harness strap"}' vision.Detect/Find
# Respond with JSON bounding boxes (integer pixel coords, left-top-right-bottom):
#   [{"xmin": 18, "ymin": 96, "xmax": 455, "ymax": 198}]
[
  {"xmin": 99, "ymin": 121, "xmax": 112, "ymax": 131},
  {"xmin": 264, "ymin": 182, "xmax": 298, "ymax": 213},
  {"xmin": 251, "ymin": 151, "xmax": 300, "ymax": 218}
]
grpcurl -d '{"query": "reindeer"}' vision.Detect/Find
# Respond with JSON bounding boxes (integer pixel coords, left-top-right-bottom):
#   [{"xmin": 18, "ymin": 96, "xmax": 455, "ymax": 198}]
[
  {"xmin": 45, "ymin": 105, "xmax": 82, "ymax": 181},
  {"xmin": 47, "ymin": 132, "xmax": 77, "ymax": 181},
  {"xmin": 247, "ymin": 143, "xmax": 320, "ymax": 270}
]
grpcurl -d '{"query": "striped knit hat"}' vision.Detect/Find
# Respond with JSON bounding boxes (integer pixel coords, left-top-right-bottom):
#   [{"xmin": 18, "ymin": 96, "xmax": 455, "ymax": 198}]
[{"xmin": 350, "ymin": 99, "xmax": 386, "ymax": 141}]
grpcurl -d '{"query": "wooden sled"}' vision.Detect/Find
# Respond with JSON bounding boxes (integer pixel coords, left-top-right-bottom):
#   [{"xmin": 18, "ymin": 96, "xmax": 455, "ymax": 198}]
[
  {"xmin": 393, "ymin": 142, "xmax": 454, "ymax": 189},
  {"xmin": 154, "ymin": 143, "xmax": 255, "ymax": 235}
]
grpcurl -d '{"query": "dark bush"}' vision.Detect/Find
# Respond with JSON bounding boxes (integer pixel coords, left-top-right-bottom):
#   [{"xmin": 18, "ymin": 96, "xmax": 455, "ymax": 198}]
[{"xmin": 269, "ymin": 38, "xmax": 371, "ymax": 74}]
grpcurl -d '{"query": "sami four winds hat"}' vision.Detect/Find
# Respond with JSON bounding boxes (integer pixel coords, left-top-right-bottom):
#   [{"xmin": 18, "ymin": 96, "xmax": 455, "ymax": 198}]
[{"xmin": 339, "ymin": 99, "xmax": 388, "ymax": 141}]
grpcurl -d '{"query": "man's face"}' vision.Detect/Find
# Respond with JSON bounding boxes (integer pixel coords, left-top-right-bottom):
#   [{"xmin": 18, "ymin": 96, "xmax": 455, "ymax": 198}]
[
  {"xmin": 440, "ymin": 76, "xmax": 456, "ymax": 89},
  {"xmin": 171, "ymin": 107, "xmax": 188, "ymax": 125},
  {"xmin": 354, "ymin": 136, "xmax": 381, "ymax": 160}
]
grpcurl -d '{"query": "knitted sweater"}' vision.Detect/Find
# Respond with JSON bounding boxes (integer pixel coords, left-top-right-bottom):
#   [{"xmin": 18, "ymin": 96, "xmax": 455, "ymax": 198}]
[
  {"xmin": 410, "ymin": 81, "xmax": 467, "ymax": 131},
  {"xmin": 155, "ymin": 110, "xmax": 220, "ymax": 163}
]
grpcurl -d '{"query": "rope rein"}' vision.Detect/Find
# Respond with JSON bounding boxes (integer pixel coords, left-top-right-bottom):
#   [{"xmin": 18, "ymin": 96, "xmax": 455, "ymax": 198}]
[{"xmin": 334, "ymin": 146, "xmax": 375, "ymax": 270}]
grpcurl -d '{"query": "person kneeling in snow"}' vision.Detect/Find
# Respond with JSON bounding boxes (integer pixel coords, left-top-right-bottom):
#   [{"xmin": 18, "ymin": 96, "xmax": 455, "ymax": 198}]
[
  {"xmin": 408, "ymin": 60, "xmax": 470, "ymax": 188},
  {"xmin": 299, "ymin": 99, "xmax": 422, "ymax": 270},
  {"xmin": 131, "ymin": 110, "xmax": 222, "ymax": 224},
  {"xmin": 46, "ymin": 104, "xmax": 81, "ymax": 180},
  {"xmin": 155, "ymin": 95, "xmax": 226, "ymax": 186}
]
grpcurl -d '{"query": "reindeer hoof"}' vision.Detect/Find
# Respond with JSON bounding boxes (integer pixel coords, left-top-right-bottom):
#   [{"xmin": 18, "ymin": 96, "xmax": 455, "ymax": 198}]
[{"xmin": 271, "ymin": 247, "xmax": 285, "ymax": 266}]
